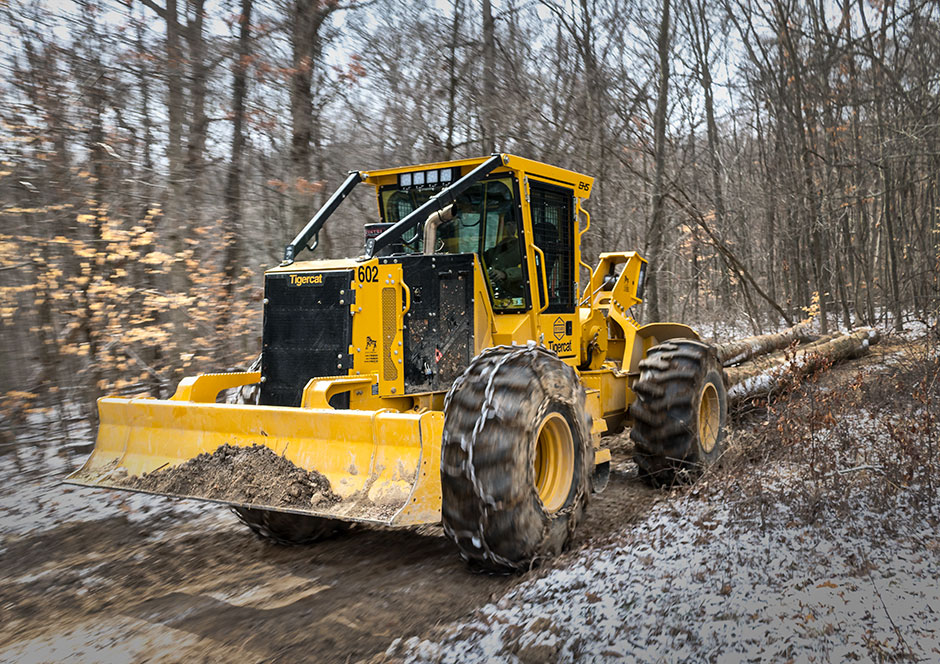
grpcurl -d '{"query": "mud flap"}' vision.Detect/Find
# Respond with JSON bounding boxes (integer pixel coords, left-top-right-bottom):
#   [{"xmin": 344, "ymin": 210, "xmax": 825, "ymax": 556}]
[{"xmin": 66, "ymin": 396, "xmax": 444, "ymax": 526}]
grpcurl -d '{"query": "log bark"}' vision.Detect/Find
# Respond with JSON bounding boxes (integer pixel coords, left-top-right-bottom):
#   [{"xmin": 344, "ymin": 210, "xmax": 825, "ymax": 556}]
[
  {"xmin": 715, "ymin": 321, "xmax": 817, "ymax": 366},
  {"xmin": 725, "ymin": 329, "xmax": 880, "ymax": 402}
]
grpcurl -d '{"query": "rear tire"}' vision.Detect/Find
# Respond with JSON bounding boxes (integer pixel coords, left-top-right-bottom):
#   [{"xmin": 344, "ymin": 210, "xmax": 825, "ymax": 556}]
[
  {"xmin": 630, "ymin": 339, "xmax": 727, "ymax": 486},
  {"xmin": 441, "ymin": 345, "xmax": 593, "ymax": 572},
  {"xmin": 233, "ymin": 507, "xmax": 348, "ymax": 546}
]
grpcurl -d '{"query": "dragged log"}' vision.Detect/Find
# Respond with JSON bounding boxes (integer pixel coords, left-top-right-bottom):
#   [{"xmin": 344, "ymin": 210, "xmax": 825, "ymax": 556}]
[
  {"xmin": 725, "ymin": 328, "xmax": 880, "ymax": 402},
  {"xmin": 716, "ymin": 322, "xmax": 818, "ymax": 366}
]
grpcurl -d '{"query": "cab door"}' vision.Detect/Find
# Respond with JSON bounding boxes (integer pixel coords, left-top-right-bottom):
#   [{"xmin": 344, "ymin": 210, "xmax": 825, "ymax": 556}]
[{"xmin": 528, "ymin": 181, "xmax": 579, "ymax": 364}]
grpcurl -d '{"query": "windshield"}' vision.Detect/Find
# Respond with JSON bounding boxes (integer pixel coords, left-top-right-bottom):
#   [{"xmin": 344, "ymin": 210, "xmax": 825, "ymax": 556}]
[{"xmin": 381, "ymin": 177, "xmax": 526, "ymax": 310}]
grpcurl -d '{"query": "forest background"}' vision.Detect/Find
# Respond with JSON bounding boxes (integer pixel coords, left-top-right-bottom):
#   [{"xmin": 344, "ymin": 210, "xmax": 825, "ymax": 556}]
[{"xmin": 1, "ymin": 0, "xmax": 938, "ymax": 432}]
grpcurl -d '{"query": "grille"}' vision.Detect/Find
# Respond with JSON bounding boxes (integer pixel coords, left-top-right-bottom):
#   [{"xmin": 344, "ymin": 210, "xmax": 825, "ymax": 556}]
[
  {"xmin": 382, "ymin": 286, "xmax": 398, "ymax": 381},
  {"xmin": 260, "ymin": 270, "xmax": 353, "ymax": 407},
  {"xmin": 396, "ymin": 254, "xmax": 474, "ymax": 393}
]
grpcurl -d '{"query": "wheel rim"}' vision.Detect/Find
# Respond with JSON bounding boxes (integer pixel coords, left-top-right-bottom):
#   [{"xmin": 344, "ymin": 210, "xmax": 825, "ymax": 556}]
[
  {"xmin": 698, "ymin": 382, "xmax": 720, "ymax": 454},
  {"xmin": 534, "ymin": 413, "xmax": 575, "ymax": 513}
]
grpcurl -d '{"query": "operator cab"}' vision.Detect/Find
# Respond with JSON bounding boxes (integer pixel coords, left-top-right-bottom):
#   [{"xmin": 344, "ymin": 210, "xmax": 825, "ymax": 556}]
[
  {"xmin": 379, "ymin": 175, "xmax": 527, "ymax": 311},
  {"xmin": 284, "ymin": 154, "xmax": 590, "ymax": 320}
]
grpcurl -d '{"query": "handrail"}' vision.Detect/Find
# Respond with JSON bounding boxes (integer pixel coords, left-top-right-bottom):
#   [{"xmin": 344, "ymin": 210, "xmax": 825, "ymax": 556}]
[
  {"xmin": 401, "ymin": 279, "xmax": 411, "ymax": 315},
  {"xmin": 283, "ymin": 171, "xmax": 362, "ymax": 263},
  {"xmin": 576, "ymin": 199, "xmax": 594, "ymax": 305},
  {"xmin": 532, "ymin": 244, "xmax": 551, "ymax": 313}
]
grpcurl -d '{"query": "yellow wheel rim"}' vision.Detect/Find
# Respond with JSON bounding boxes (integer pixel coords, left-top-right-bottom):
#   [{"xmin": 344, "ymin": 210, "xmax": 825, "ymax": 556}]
[
  {"xmin": 534, "ymin": 413, "xmax": 575, "ymax": 513},
  {"xmin": 698, "ymin": 382, "xmax": 720, "ymax": 454}
]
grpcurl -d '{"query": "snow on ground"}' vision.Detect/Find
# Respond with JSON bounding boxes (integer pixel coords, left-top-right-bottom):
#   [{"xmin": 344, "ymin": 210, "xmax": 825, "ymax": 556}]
[
  {"xmin": 0, "ymin": 474, "xmax": 230, "ymax": 543},
  {"xmin": 0, "ymin": 616, "xmax": 212, "ymax": 664},
  {"xmin": 391, "ymin": 483, "xmax": 938, "ymax": 663},
  {"xmin": 0, "ymin": 416, "xmax": 231, "ymax": 548},
  {"xmin": 389, "ymin": 354, "xmax": 940, "ymax": 664},
  {"xmin": 689, "ymin": 307, "xmax": 938, "ymax": 346}
]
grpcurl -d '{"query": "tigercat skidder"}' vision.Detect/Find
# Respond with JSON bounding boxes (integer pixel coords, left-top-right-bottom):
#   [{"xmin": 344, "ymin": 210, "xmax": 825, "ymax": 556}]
[{"xmin": 68, "ymin": 154, "xmax": 728, "ymax": 571}]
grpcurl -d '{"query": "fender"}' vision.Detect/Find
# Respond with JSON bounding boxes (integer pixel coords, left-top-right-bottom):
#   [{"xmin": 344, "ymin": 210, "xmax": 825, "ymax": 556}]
[{"xmin": 627, "ymin": 322, "xmax": 701, "ymax": 373}]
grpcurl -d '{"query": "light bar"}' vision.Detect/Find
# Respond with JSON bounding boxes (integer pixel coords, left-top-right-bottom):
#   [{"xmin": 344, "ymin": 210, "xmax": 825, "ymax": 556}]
[{"xmin": 398, "ymin": 167, "xmax": 461, "ymax": 188}]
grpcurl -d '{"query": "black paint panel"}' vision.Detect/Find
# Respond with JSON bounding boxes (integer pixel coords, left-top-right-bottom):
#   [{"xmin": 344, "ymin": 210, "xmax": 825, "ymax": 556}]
[
  {"xmin": 260, "ymin": 270, "xmax": 353, "ymax": 407},
  {"xmin": 381, "ymin": 254, "xmax": 475, "ymax": 394}
]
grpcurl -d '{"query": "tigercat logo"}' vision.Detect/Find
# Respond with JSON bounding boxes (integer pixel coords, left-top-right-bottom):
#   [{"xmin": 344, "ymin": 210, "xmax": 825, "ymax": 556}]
[
  {"xmin": 289, "ymin": 273, "xmax": 323, "ymax": 286},
  {"xmin": 550, "ymin": 316, "xmax": 571, "ymax": 353},
  {"xmin": 549, "ymin": 340, "xmax": 572, "ymax": 353}
]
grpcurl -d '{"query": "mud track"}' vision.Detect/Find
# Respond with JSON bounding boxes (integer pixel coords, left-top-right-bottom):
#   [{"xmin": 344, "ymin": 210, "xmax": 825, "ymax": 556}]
[
  {"xmin": 3, "ymin": 341, "xmax": 912, "ymax": 662},
  {"xmin": 0, "ymin": 434, "xmax": 658, "ymax": 663}
]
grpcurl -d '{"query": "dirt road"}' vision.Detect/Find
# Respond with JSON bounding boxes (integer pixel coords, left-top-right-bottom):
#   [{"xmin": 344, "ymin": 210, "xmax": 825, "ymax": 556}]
[
  {"xmin": 0, "ymin": 434, "xmax": 657, "ymax": 663},
  {"xmin": 3, "ymin": 335, "xmax": 925, "ymax": 663}
]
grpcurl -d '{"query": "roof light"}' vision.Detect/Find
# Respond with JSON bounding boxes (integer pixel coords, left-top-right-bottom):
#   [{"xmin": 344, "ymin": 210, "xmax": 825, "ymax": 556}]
[{"xmin": 399, "ymin": 172, "xmax": 412, "ymax": 187}]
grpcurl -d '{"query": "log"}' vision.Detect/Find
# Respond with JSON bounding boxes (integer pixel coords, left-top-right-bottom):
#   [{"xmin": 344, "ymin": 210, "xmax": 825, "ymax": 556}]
[
  {"xmin": 725, "ymin": 328, "xmax": 880, "ymax": 402},
  {"xmin": 730, "ymin": 331, "xmax": 843, "ymax": 376},
  {"xmin": 715, "ymin": 322, "xmax": 818, "ymax": 367}
]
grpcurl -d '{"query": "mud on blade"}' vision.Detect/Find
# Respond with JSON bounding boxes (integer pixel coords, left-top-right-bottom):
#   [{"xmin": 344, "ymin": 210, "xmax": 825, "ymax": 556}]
[{"xmin": 65, "ymin": 395, "xmax": 444, "ymax": 526}]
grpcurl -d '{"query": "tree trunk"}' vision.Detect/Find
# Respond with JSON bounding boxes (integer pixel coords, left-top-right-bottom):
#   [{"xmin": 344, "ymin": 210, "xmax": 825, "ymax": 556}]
[
  {"xmin": 481, "ymin": 0, "xmax": 496, "ymax": 152},
  {"xmin": 164, "ymin": 0, "xmax": 187, "ymax": 295},
  {"xmin": 725, "ymin": 329, "xmax": 880, "ymax": 401},
  {"xmin": 289, "ymin": 0, "xmax": 329, "ymax": 246},
  {"xmin": 715, "ymin": 322, "xmax": 817, "ymax": 366},
  {"xmin": 443, "ymin": 0, "xmax": 463, "ymax": 160},
  {"xmin": 185, "ymin": 0, "xmax": 208, "ymax": 225},
  {"xmin": 223, "ymin": 0, "xmax": 252, "ymax": 305},
  {"xmin": 645, "ymin": 0, "xmax": 671, "ymax": 321}
]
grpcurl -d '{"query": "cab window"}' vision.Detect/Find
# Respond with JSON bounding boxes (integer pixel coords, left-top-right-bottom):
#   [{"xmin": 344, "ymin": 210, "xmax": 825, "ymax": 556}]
[
  {"xmin": 381, "ymin": 177, "xmax": 527, "ymax": 311},
  {"xmin": 530, "ymin": 182, "xmax": 575, "ymax": 313}
]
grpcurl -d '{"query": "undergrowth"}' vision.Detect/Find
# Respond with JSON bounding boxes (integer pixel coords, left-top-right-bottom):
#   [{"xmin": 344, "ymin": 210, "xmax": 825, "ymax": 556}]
[{"xmin": 716, "ymin": 335, "xmax": 940, "ymax": 529}]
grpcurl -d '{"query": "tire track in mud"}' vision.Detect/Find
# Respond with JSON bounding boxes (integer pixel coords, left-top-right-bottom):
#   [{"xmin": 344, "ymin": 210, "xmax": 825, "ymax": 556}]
[{"xmin": 0, "ymin": 434, "xmax": 665, "ymax": 663}]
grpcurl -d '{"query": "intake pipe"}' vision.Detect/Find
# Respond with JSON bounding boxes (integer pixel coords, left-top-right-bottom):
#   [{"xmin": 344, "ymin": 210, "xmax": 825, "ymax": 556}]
[{"xmin": 422, "ymin": 204, "xmax": 455, "ymax": 254}]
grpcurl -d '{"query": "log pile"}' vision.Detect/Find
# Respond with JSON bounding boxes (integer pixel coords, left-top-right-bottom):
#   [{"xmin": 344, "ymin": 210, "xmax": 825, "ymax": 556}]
[
  {"xmin": 715, "ymin": 324, "xmax": 880, "ymax": 402},
  {"xmin": 715, "ymin": 322, "xmax": 817, "ymax": 365}
]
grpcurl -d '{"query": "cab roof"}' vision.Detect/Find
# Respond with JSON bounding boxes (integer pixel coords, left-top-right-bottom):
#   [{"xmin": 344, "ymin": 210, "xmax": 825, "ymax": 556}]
[{"xmin": 361, "ymin": 153, "xmax": 595, "ymax": 200}]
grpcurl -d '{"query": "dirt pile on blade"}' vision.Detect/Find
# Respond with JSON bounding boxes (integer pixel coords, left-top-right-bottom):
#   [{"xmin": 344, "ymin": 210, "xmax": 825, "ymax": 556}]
[{"xmin": 114, "ymin": 444, "xmax": 341, "ymax": 509}]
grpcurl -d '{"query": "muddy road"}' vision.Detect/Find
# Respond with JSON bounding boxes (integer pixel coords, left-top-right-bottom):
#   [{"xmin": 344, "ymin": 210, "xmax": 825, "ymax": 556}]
[
  {"xmin": 0, "ymin": 434, "xmax": 659, "ymax": 663},
  {"xmin": 3, "ymin": 338, "xmax": 915, "ymax": 663}
]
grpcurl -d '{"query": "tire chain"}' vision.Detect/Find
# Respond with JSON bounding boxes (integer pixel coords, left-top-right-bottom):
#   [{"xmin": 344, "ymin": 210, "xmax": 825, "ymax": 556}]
[{"xmin": 441, "ymin": 341, "xmax": 588, "ymax": 572}]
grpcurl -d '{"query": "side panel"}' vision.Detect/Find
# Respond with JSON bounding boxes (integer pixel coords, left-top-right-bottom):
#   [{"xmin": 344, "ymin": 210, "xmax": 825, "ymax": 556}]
[
  {"xmin": 349, "ymin": 259, "xmax": 405, "ymax": 397},
  {"xmin": 393, "ymin": 254, "xmax": 475, "ymax": 394},
  {"xmin": 580, "ymin": 370, "xmax": 630, "ymax": 435}
]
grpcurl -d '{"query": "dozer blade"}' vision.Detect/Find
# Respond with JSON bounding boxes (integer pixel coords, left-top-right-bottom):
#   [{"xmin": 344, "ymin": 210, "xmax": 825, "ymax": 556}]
[{"xmin": 65, "ymin": 397, "xmax": 444, "ymax": 526}]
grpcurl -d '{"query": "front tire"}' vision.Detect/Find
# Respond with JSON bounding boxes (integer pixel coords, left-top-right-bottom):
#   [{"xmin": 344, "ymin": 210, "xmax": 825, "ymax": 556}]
[
  {"xmin": 440, "ymin": 345, "xmax": 593, "ymax": 572},
  {"xmin": 630, "ymin": 339, "xmax": 727, "ymax": 485}
]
